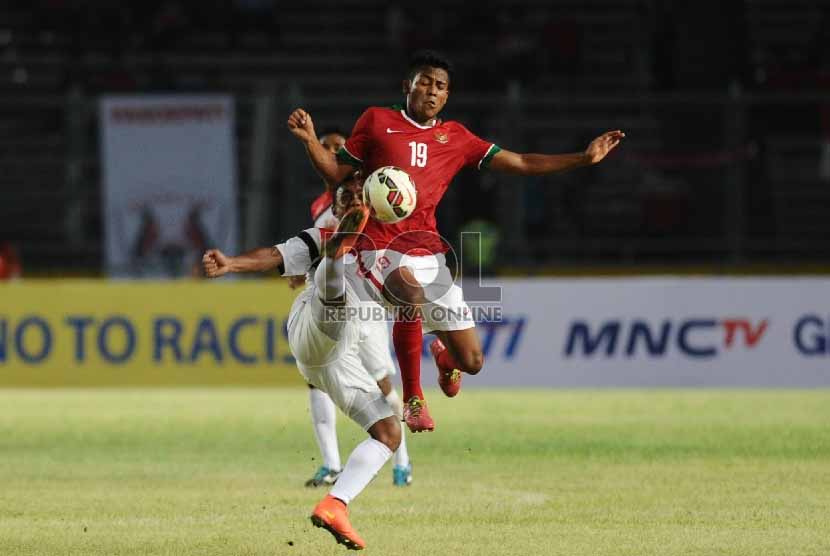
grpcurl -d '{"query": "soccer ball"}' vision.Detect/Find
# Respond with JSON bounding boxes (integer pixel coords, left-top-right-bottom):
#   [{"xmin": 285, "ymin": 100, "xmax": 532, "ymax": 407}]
[{"xmin": 362, "ymin": 166, "xmax": 417, "ymax": 224}]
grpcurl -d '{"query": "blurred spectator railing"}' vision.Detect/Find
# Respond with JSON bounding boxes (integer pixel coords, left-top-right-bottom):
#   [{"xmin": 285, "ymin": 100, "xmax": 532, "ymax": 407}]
[{"xmin": 2, "ymin": 89, "xmax": 830, "ymax": 274}]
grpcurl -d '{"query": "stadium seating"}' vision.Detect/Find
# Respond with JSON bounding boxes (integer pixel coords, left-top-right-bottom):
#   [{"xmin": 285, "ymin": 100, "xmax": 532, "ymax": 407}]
[{"xmin": 0, "ymin": 1, "xmax": 827, "ymax": 271}]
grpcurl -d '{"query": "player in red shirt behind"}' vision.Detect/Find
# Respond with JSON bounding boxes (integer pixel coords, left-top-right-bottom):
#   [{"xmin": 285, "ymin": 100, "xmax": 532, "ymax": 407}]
[
  {"xmin": 0, "ymin": 242, "xmax": 21, "ymax": 280},
  {"xmin": 288, "ymin": 50, "xmax": 624, "ymax": 433},
  {"xmin": 309, "ymin": 128, "xmax": 347, "ymax": 229}
]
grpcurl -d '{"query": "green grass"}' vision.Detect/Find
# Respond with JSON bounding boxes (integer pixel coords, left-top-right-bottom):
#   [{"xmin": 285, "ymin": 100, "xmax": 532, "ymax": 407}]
[{"xmin": 1, "ymin": 389, "xmax": 828, "ymax": 556}]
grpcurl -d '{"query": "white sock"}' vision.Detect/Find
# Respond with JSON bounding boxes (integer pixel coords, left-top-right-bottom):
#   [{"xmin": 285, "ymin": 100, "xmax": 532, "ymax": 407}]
[
  {"xmin": 313, "ymin": 256, "xmax": 346, "ymax": 301},
  {"xmin": 385, "ymin": 388, "xmax": 403, "ymax": 419},
  {"xmin": 385, "ymin": 390, "xmax": 410, "ymax": 468},
  {"xmin": 309, "ymin": 388, "xmax": 341, "ymax": 471},
  {"xmin": 311, "ymin": 257, "xmax": 347, "ymax": 339},
  {"xmin": 329, "ymin": 438, "xmax": 392, "ymax": 504},
  {"xmin": 393, "ymin": 428, "xmax": 410, "ymax": 468}
]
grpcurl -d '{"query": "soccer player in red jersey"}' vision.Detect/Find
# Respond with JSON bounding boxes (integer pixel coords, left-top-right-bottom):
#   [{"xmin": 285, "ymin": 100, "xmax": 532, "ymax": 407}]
[{"xmin": 288, "ymin": 50, "xmax": 624, "ymax": 432}]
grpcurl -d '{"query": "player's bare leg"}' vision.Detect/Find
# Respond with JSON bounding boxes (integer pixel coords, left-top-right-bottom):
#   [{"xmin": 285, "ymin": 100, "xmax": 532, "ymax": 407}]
[
  {"xmin": 433, "ymin": 328, "xmax": 484, "ymax": 374},
  {"xmin": 311, "ymin": 416, "xmax": 400, "ymax": 550},
  {"xmin": 431, "ymin": 328, "xmax": 484, "ymax": 397},
  {"xmin": 383, "ymin": 267, "xmax": 434, "ymax": 432}
]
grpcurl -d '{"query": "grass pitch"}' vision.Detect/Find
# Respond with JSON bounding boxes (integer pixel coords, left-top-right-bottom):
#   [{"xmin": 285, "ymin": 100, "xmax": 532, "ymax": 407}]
[{"xmin": 0, "ymin": 388, "xmax": 828, "ymax": 556}]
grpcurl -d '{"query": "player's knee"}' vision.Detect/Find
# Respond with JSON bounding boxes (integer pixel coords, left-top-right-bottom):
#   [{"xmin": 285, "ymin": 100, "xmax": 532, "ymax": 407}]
[
  {"xmin": 460, "ymin": 350, "xmax": 484, "ymax": 375},
  {"xmin": 370, "ymin": 417, "xmax": 401, "ymax": 452}
]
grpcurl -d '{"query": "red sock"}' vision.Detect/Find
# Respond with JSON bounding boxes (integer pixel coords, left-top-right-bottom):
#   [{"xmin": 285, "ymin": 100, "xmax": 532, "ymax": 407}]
[
  {"xmin": 393, "ymin": 317, "xmax": 423, "ymax": 401},
  {"xmin": 436, "ymin": 346, "xmax": 461, "ymax": 372}
]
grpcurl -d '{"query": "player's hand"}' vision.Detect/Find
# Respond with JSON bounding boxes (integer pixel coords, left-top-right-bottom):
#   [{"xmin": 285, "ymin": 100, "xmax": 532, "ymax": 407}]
[
  {"xmin": 287, "ymin": 108, "xmax": 317, "ymax": 144},
  {"xmin": 585, "ymin": 130, "xmax": 625, "ymax": 164},
  {"xmin": 202, "ymin": 249, "xmax": 232, "ymax": 278}
]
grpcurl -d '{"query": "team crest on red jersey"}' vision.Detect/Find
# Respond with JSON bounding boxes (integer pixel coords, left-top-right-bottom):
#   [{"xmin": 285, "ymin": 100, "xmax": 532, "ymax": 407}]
[{"xmin": 434, "ymin": 130, "xmax": 449, "ymax": 144}]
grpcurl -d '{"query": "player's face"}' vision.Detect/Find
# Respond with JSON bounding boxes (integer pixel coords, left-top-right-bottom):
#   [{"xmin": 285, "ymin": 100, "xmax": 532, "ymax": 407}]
[
  {"xmin": 319, "ymin": 133, "xmax": 346, "ymax": 154},
  {"xmin": 403, "ymin": 67, "xmax": 450, "ymax": 123},
  {"xmin": 333, "ymin": 178, "xmax": 365, "ymax": 219}
]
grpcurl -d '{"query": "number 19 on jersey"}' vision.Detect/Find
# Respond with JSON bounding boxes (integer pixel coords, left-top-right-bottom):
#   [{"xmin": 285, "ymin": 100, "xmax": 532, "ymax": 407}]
[{"xmin": 409, "ymin": 141, "xmax": 427, "ymax": 168}]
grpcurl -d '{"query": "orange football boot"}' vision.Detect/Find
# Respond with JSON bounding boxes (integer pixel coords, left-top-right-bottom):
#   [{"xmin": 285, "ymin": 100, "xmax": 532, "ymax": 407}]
[{"xmin": 310, "ymin": 495, "xmax": 366, "ymax": 550}]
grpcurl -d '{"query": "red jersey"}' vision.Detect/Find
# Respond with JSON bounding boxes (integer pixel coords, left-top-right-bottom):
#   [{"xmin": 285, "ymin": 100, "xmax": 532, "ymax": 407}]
[{"xmin": 338, "ymin": 106, "xmax": 500, "ymax": 254}]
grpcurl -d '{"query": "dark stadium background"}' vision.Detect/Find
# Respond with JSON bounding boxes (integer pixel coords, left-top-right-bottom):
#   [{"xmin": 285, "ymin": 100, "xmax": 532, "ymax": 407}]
[
  {"xmin": 2, "ymin": 5, "xmax": 829, "ymax": 555},
  {"xmin": 0, "ymin": 0, "xmax": 828, "ymax": 274}
]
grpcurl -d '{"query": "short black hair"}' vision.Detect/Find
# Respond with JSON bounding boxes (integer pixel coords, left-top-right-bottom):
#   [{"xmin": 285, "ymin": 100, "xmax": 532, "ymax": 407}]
[
  {"xmin": 318, "ymin": 127, "xmax": 347, "ymax": 141},
  {"xmin": 336, "ymin": 169, "xmax": 361, "ymax": 189},
  {"xmin": 406, "ymin": 50, "xmax": 454, "ymax": 82}
]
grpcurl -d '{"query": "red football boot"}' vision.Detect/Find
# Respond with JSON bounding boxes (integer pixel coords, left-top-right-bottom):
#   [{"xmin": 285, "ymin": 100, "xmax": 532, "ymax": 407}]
[
  {"xmin": 430, "ymin": 338, "xmax": 462, "ymax": 398},
  {"xmin": 310, "ymin": 495, "xmax": 366, "ymax": 551},
  {"xmin": 403, "ymin": 395, "xmax": 435, "ymax": 433}
]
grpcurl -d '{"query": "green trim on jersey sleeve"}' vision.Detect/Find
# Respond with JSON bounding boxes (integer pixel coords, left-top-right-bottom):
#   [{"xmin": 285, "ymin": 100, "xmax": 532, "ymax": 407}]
[
  {"xmin": 336, "ymin": 146, "xmax": 362, "ymax": 168},
  {"xmin": 478, "ymin": 144, "xmax": 502, "ymax": 170},
  {"xmin": 389, "ymin": 104, "xmax": 404, "ymax": 111}
]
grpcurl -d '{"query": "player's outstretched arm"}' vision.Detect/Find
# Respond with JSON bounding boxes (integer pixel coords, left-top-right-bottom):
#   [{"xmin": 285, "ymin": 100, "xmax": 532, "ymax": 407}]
[
  {"xmin": 202, "ymin": 247, "xmax": 283, "ymax": 278},
  {"xmin": 489, "ymin": 130, "xmax": 625, "ymax": 176},
  {"xmin": 287, "ymin": 108, "xmax": 354, "ymax": 187}
]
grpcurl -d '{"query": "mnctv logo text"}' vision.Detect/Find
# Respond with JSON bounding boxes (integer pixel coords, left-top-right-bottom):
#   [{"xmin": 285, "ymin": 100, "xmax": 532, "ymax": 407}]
[{"xmin": 564, "ymin": 318, "xmax": 768, "ymax": 359}]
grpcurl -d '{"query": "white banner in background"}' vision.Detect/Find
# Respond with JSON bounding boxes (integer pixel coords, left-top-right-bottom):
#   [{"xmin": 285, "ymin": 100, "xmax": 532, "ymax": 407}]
[
  {"xmin": 100, "ymin": 95, "xmax": 238, "ymax": 278},
  {"xmin": 418, "ymin": 278, "xmax": 830, "ymax": 388}
]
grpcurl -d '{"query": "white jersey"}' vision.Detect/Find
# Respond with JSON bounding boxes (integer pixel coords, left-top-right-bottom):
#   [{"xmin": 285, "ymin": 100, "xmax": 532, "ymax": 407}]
[
  {"xmin": 276, "ymin": 227, "xmax": 324, "ymax": 285},
  {"xmin": 276, "ymin": 227, "xmax": 392, "ymax": 429},
  {"xmin": 276, "ymin": 228, "xmax": 395, "ymax": 381},
  {"xmin": 286, "ymin": 282, "xmax": 390, "ymax": 430}
]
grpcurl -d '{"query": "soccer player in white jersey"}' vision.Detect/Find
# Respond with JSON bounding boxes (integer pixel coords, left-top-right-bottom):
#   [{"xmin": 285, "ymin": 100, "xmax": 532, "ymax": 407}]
[
  {"xmin": 303, "ymin": 173, "xmax": 412, "ymax": 489},
  {"xmin": 304, "ymin": 130, "xmax": 366, "ymax": 487},
  {"xmin": 202, "ymin": 188, "xmax": 402, "ymax": 550}
]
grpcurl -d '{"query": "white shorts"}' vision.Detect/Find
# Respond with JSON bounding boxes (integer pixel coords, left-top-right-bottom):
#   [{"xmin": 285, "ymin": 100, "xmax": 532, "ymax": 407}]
[
  {"xmin": 357, "ymin": 249, "xmax": 474, "ymax": 334},
  {"xmin": 287, "ymin": 289, "xmax": 394, "ymax": 430},
  {"xmin": 357, "ymin": 316, "xmax": 396, "ymax": 382}
]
